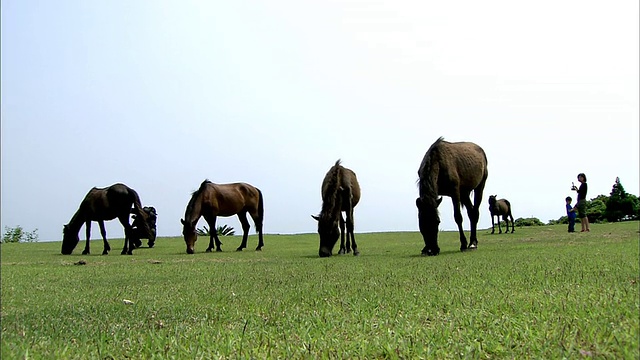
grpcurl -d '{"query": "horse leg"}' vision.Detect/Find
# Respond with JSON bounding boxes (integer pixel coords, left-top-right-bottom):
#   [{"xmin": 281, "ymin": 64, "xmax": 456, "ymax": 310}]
[
  {"xmin": 490, "ymin": 213, "xmax": 495, "ymax": 234},
  {"xmin": 469, "ymin": 186, "xmax": 485, "ymax": 248},
  {"xmin": 237, "ymin": 212, "xmax": 251, "ymax": 251},
  {"xmin": 509, "ymin": 212, "xmax": 515, "ymax": 233},
  {"xmin": 338, "ymin": 214, "xmax": 346, "ymax": 254},
  {"xmin": 346, "ymin": 206, "xmax": 359, "ymax": 256},
  {"xmin": 118, "ymin": 215, "xmax": 134, "ymax": 255},
  {"xmin": 451, "ymin": 196, "xmax": 468, "ymax": 251},
  {"xmin": 98, "ymin": 220, "xmax": 110, "ymax": 255},
  {"xmin": 462, "ymin": 195, "xmax": 478, "ymax": 250},
  {"xmin": 249, "ymin": 207, "xmax": 264, "ymax": 251},
  {"xmin": 498, "ymin": 213, "xmax": 503, "ymax": 234},
  {"xmin": 203, "ymin": 217, "xmax": 220, "ymax": 252},
  {"xmin": 82, "ymin": 221, "xmax": 91, "ymax": 255}
]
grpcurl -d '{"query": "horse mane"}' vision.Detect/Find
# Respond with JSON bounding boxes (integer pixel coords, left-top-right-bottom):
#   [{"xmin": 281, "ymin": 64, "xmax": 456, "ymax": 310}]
[
  {"xmin": 185, "ymin": 179, "xmax": 211, "ymax": 219},
  {"xmin": 320, "ymin": 160, "xmax": 343, "ymax": 220},
  {"xmin": 418, "ymin": 137, "xmax": 445, "ymax": 207}
]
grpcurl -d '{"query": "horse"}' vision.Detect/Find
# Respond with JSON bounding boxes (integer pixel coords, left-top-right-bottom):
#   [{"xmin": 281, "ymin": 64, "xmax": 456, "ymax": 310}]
[
  {"xmin": 180, "ymin": 180, "xmax": 264, "ymax": 254},
  {"xmin": 416, "ymin": 137, "xmax": 488, "ymax": 256},
  {"xmin": 130, "ymin": 206, "xmax": 158, "ymax": 248},
  {"xmin": 488, "ymin": 195, "xmax": 515, "ymax": 234},
  {"xmin": 311, "ymin": 160, "xmax": 361, "ymax": 257},
  {"xmin": 61, "ymin": 183, "xmax": 151, "ymax": 255}
]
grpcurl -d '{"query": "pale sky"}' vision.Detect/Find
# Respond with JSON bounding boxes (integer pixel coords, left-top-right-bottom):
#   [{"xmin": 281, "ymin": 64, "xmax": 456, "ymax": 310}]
[{"xmin": 2, "ymin": 1, "xmax": 638, "ymax": 242}]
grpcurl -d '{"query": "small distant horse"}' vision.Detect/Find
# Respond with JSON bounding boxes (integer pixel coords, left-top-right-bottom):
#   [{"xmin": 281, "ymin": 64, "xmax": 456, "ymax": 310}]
[
  {"xmin": 312, "ymin": 160, "xmax": 361, "ymax": 257},
  {"xmin": 130, "ymin": 206, "xmax": 158, "ymax": 248},
  {"xmin": 488, "ymin": 195, "xmax": 514, "ymax": 234},
  {"xmin": 416, "ymin": 137, "xmax": 488, "ymax": 256},
  {"xmin": 181, "ymin": 180, "xmax": 264, "ymax": 254},
  {"xmin": 61, "ymin": 183, "xmax": 151, "ymax": 255}
]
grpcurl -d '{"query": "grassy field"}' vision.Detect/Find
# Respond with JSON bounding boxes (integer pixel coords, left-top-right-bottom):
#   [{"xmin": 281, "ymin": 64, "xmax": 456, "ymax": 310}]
[{"xmin": 1, "ymin": 222, "xmax": 638, "ymax": 359}]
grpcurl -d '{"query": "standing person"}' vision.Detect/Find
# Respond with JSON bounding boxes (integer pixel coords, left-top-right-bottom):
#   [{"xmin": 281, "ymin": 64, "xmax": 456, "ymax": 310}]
[
  {"xmin": 565, "ymin": 196, "xmax": 576, "ymax": 233},
  {"xmin": 571, "ymin": 173, "xmax": 590, "ymax": 232}
]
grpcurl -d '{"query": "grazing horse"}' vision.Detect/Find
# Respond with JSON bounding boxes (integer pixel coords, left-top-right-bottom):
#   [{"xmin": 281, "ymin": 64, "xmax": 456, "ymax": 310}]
[
  {"xmin": 312, "ymin": 160, "xmax": 361, "ymax": 257},
  {"xmin": 61, "ymin": 183, "xmax": 151, "ymax": 255},
  {"xmin": 416, "ymin": 137, "xmax": 488, "ymax": 256},
  {"xmin": 488, "ymin": 195, "xmax": 515, "ymax": 234},
  {"xmin": 181, "ymin": 180, "xmax": 264, "ymax": 254}
]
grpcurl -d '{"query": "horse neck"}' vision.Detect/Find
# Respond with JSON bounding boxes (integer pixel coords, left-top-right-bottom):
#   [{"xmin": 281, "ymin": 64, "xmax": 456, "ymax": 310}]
[
  {"xmin": 320, "ymin": 167, "xmax": 343, "ymax": 221},
  {"xmin": 66, "ymin": 209, "xmax": 85, "ymax": 233},
  {"xmin": 185, "ymin": 192, "xmax": 203, "ymax": 224}
]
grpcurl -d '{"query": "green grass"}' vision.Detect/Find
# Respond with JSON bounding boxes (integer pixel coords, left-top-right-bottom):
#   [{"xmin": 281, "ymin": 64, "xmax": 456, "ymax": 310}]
[{"xmin": 2, "ymin": 222, "xmax": 639, "ymax": 359}]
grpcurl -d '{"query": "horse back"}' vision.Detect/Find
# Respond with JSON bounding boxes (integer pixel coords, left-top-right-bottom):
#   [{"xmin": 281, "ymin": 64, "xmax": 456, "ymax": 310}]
[
  {"xmin": 440, "ymin": 141, "xmax": 487, "ymax": 190},
  {"xmin": 492, "ymin": 199, "xmax": 511, "ymax": 215},
  {"xmin": 206, "ymin": 182, "xmax": 260, "ymax": 217},
  {"xmin": 80, "ymin": 183, "xmax": 133, "ymax": 221},
  {"xmin": 341, "ymin": 168, "xmax": 360, "ymax": 207}
]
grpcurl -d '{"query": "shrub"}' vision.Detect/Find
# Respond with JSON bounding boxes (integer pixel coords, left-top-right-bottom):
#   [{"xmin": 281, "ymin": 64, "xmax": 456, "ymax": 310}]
[
  {"xmin": 2, "ymin": 226, "xmax": 39, "ymax": 243},
  {"xmin": 514, "ymin": 217, "xmax": 545, "ymax": 227},
  {"xmin": 196, "ymin": 225, "xmax": 235, "ymax": 237}
]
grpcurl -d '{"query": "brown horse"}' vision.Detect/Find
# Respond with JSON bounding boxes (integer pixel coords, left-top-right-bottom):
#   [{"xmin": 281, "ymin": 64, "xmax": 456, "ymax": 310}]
[
  {"xmin": 488, "ymin": 195, "xmax": 515, "ymax": 234},
  {"xmin": 181, "ymin": 180, "xmax": 264, "ymax": 254},
  {"xmin": 312, "ymin": 160, "xmax": 361, "ymax": 257},
  {"xmin": 416, "ymin": 137, "xmax": 488, "ymax": 255},
  {"xmin": 61, "ymin": 183, "xmax": 151, "ymax": 255}
]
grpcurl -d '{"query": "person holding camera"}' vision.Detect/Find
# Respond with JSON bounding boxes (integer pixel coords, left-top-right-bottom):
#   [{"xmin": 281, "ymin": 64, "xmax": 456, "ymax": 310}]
[{"xmin": 571, "ymin": 173, "xmax": 590, "ymax": 232}]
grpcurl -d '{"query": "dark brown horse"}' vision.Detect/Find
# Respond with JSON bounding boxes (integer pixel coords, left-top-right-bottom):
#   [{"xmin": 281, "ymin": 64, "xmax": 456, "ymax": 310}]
[
  {"xmin": 312, "ymin": 160, "xmax": 361, "ymax": 257},
  {"xmin": 488, "ymin": 195, "xmax": 514, "ymax": 234},
  {"xmin": 61, "ymin": 183, "xmax": 151, "ymax": 255},
  {"xmin": 181, "ymin": 180, "xmax": 264, "ymax": 254},
  {"xmin": 416, "ymin": 137, "xmax": 488, "ymax": 255}
]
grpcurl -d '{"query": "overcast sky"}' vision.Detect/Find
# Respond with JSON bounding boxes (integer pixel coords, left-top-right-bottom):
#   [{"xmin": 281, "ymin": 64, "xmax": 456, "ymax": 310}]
[{"xmin": 2, "ymin": 1, "xmax": 638, "ymax": 243}]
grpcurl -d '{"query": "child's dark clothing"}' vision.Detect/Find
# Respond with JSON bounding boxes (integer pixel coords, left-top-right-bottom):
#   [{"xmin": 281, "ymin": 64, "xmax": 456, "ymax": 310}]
[{"xmin": 566, "ymin": 203, "xmax": 576, "ymax": 232}]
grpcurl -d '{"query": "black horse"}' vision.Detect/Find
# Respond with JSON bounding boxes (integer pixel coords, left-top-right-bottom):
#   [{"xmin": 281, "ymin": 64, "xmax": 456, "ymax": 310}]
[
  {"xmin": 61, "ymin": 183, "xmax": 151, "ymax": 255},
  {"xmin": 312, "ymin": 160, "xmax": 361, "ymax": 257},
  {"xmin": 416, "ymin": 137, "xmax": 488, "ymax": 255},
  {"xmin": 488, "ymin": 195, "xmax": 515, "ymax": 234}
]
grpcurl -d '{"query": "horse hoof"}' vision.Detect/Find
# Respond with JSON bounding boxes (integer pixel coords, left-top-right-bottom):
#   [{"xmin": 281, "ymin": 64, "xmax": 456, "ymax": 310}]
[
  {"xmin": 206, "ymin": 248, "xmax": 213, "ymax": 253},
  {"xmin": 102, "ymin": 251, "xmax": 108, "ymax": 255},
  {"xmin": 255, "ymin": 247, "xmax": 262, "ymax": 251},
  {"xmin": 236, "ymin": 248, "xmax": 243, "ymax": 252},
  {"xmin": 353, "ymin": 250, "xmax": 360, "ymax": 256},
  {"xmin": 216, "ymin": 249, "xmax": 223, "ymax": 252},
  {"xmin": 338, "ymin": 249, "xmax": 345, "ymax": 255},
  {"xmin": 82, "ymin": 251, "xmax": 90, "ymax": 255},
  {"xmin": 422, "ymin": 249, "xmax": 439, "ymax": 256}
]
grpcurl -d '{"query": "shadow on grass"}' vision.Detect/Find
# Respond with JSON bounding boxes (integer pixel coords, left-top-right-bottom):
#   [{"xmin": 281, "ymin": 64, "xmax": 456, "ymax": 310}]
[{"xmin": 406, "ymin": 248, "xmax": 473, "ymax": 258}]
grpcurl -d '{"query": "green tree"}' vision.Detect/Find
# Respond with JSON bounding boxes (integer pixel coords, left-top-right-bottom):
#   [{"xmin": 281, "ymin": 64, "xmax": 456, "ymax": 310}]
[
  {"xmin": 605, "ymin": 177, "xmax": 640, "ymax": 221},
  {"xmin": 585, "ymin": 195, "xmax": 608, "ymax": 223},
  {"xmin": 2, "ymin": 226, "xmax": 39, "ymax": 243}
]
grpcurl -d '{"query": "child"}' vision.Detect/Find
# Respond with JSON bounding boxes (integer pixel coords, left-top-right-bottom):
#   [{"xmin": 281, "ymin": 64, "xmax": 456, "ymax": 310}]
[{"xmin": 565, "ymin": 196, "xmax": 576, "ymax": 233}]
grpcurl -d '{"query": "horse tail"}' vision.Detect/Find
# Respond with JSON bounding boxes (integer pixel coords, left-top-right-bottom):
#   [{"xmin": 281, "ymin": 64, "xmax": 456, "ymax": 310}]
[
  {"xmin": 129, "ymin": 187, "xmax": 152, "ymax": 236},
  {"xmin": 257, "ymin": 188, "xmax": 264, "ymax": 232}
]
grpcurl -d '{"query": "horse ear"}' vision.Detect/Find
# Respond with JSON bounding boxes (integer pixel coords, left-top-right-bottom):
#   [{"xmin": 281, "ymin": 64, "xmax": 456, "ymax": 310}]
[
  {"xmin": 415, "ymin": 197, "xmax": 422, "ymax": 208},
  {"xmin": 180, "ymin": 218, "xmax": 186, "ymax": 226},
  {"xmin": 311, "ymin": 215, "xmax": 320, "ymax": 221},
  {"xmin": 437, "ymin": 197, "xmax": 443, "ymax": 205}
]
